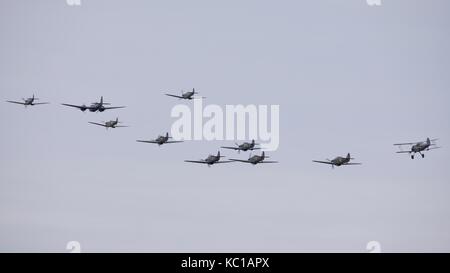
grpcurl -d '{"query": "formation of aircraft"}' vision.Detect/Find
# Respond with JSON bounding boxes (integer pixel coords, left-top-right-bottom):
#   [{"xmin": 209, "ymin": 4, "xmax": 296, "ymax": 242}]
[
  {"xmin": 185, "ymin": 151, "xmax": 232, "ymax": 167},
  {"xmin": 6, "ymin": 91, "xmax": 442, "ymax": 166},
  {"xmin": 221, "ymin": 140, "xmax": 260, "ymax": 153},
  {"xmin": 136, "ymin": 132, "xmax": 183, "ymax": 146},
  {"xmin": 230, "ymin": 152, "xmax": 278, "ymax": 165},
  {"xmin": 88, "ymin": 118, "xmax": 128, "ymax": 129},
  {"xmin": 165, "ymin": 88, "xmax": 204, "ymax": 100},
  {"xmin": 6, "ymin": 94, "xmax": 49, "ymax": 107},
  {"xmin": 313, "ymin": 153, "xmax": 361, "ymax": 169},
  {"xmin": 394, "ymin": 138, "xmax": 441, "ymax": 159},
  {"xmin": 62, "ymin": 96, "xmax": 126, "ymax": 112}
]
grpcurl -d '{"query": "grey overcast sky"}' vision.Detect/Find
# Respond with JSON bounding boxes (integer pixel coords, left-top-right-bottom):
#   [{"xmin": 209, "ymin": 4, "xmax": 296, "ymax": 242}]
[{"xmin": 1, "ymin": 0, "xmax": 449, "ymax": 252}]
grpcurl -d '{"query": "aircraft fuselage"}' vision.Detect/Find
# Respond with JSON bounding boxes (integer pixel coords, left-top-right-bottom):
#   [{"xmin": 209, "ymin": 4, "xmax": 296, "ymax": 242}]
[
  {"xmin": 24, "ymin": 98, "xmax": 34, "ymax": 105},
  {"xmin": 182, "ymin": 92, "xmax": 195, "ymax": 100},
  {"xmin": 205, "ymin": 155, "xmax": 220, "ymax": 165},
  {"xmin": 248, "ymin": 155, "xmax": 264, "ymax": 164},
  {"xmin": 331, "ymin": 156, "xmax": 350, "ymax": 166},
  {"xmin": 239, "ymin": 142, "xmax": 254, "ymax": 151},
  {"xmin": 105, "ymin": 120, "xmax": 118, "ymax": 128},
  {"xmin": 88, "ymin": 103, "xmax": 105, "ymax": 112},
  {"xmin": 156, "ymin": 136, "xmax": 169, "ymax": 145},
  {"xmin": 411, "ymin": 142, "xmax": 430, "ymax": 153}
]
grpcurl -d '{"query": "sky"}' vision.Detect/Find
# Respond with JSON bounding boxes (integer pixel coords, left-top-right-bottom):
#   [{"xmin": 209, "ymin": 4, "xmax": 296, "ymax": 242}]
[{"xmin": 0, "ymin": 0, "xmax": 449, "ymax": 252}]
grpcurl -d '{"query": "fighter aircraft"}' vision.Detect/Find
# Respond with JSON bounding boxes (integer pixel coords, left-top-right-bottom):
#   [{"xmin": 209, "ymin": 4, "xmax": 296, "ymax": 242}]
[
  {"xmin": 165, "ymin": 88, "xmax": 204, "ymax": 100},
  {"xmin": 88, "ymin": 118, "xmax": 127, "ymax": 129},
  {"xmin": 221, "ymin": 139, "xmax": 260, "ymax": 153},
  {"xmin": 62, "ymin": 96, "xmax": 125, "ymax": 112},
  {"xmin": 394, "ymin": 138, "xmax": 440, "ymax": 159},
  {"xmin": 6, "ymin": 94, "xmax": 49, "ymax": 107},
  {"xmin": 185, "ymin": 151, "xmax": 232, "ymax": 167},
  {"xmin": 136, "ymin": 133, "xmax": 183, "ymax": 146},
  {"xmin": 313, "ymin": 153, "xmax": 361, "ymax": 168},
  {"xmin": 230, "ymin": 151, "xmax": 278, "ymax": 165}
]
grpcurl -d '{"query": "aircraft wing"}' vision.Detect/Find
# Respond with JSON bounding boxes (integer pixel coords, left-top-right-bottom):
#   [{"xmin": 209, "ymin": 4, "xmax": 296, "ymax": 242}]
[
  {"xmin": 184, "ymin": 160, "xmax": 208, "ymax": 164},
  {"xmin": 221, "ymin": 146, "xmax": 240, "ymax": 150},
  {"xmin": 62, "ymin": 103, "xmax": 87, "ymax": 109},
  {"xmin": 427, "ymin": 146, "xmax": 442, "ymax": 150},
  {"xmin": 103, "ymin": 106, "xmax": 126, "ymax": 110},
  {"xmin": 259, "ymin": 160, "xmax": 278, "ymax": 163},
  {"xmin": 343, "ymin": 163, "xmax": 362, "ymax": 165},
  {"xmin": 312, "ymin": 160, "xmax": 334, "ymax": 165},
  {"xmin": 165, "ymin": 94, "xmax": 184, "ymax": 99},
  {"xmin": 114, "ymin": 125, "xmax": 129, "ymax": 128},
  {"xmin": 6, "ymin": 101, "xmax": 26, "ymax": 105},
  {"xmin": 32, "ymin": 102, "xmax": 50, "ymax": 105},
  {"xmin": 396, "ymin": 151, "xmax": 411, "ymax": 154},
  {"xmin": 165, "ymin": 141, "xmax": 184, "ymax": 144},
  {"xmin": 393, "ymin": 142, "xmax": 416, "ymax": 146},
  {"xmin": 136, "ymin": 140, "xmax": 158, "ymax": 144},
  {"xmin": 88, "ymin": 122, "xmax": 107, "ymax": 127},
  {"xmin": 213, "ymin": 160, "xmax": 233, "ymax": 163}
]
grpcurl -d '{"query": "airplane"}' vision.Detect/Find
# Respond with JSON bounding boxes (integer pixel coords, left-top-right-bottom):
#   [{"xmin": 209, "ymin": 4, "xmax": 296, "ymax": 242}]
[
  {"xmin": 62, "ymin": 96, "xmax": 125, "ymax": 112},
  {"xmin": 136, "ymin": 132, "xmax": 184, "ymax": 146},
  {"xmin": 165, "ymin": 88, "xmax": 204, "ymax": 100},
  {"xmin": 88, "ymin": 118, "xmax": 128, "ymax": 129},
  {"xmin": 229, "ymin": 151, "xmax": 278, "ymax": 165},
  {"xmin": 394, "ymin": 138, "xmax": 440, "ymax": 159},
  {"xmin": 6, "ymin": 94, "xmax": 49, "ymax": 107},
  {"xmin": 313, "ymin": 153, "xmax": 361, "ymax": 169},
  {"xmin": 185, "ymin": 151, "xmax": 232, "ymax": 167},
  {"xmin": 221, "ymin": 139, "xmax": 260, "ymax": 153}
]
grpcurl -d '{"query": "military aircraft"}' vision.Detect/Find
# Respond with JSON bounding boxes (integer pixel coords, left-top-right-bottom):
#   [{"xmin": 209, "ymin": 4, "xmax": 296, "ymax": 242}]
[
  {"xmin": 230, "ymin": 151, "xmax": 278, "ymax": 165},
  {"xmin": 221, "ymin": 139, "xmax": 260, "ymax": 153},
  {"xmin": 62, "ymin": 96, "xmax": 125, "ymax": 112},
  {"xmin": 6, "ymin": 94, "xmax": 49, "ymax": 107},
  {"xmin": 136, "ymin": 133, "xmax": 183, "ymax": 146},
  {"xmin": 185, "ymin": 151, "xmax": 232, "ymax": 167},
  {"xmin": 313, "ymin": 153, "xmax": 361, "ymax": 168},
  {"xmin": 88, "ymin": 118, "xmax": 127, "ymax": 129},
  {"xmin": 165, "ymin": 88, "xmax": 204, "ymax": 100},
  {"xmin": 394, "ymin": 138, "xmax": 440, "ymax": 159}
]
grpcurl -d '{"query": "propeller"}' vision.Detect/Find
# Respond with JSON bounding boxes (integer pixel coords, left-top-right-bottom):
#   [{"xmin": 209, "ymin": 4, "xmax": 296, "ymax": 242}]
[
  {"xmin": 325, "ymin": 159, "xmax": 334, "ymax": 169},
  {"xmin": 235, "ymin": 142, "xmax": 241, "ymax": 153}
]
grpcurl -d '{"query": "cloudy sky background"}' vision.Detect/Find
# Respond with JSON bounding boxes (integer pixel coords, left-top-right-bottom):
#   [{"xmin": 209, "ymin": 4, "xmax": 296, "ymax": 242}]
[{"xmin": 1, "ymin": 0, "xmax": 449, "ymax": 252}]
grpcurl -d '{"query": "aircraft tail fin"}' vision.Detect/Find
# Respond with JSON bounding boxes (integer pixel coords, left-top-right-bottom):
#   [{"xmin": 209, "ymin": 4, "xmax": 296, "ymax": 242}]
[
  {"xmin": 347, "ymin": 153, "xmax": 351, "ymax": 159},
  {"xmin": 427, "ymin": 138, "xmax": 431, "ymax": 145},
  {"xmin": 100, "ymin": 96, "xmax": 103, "ymax": 105}
]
